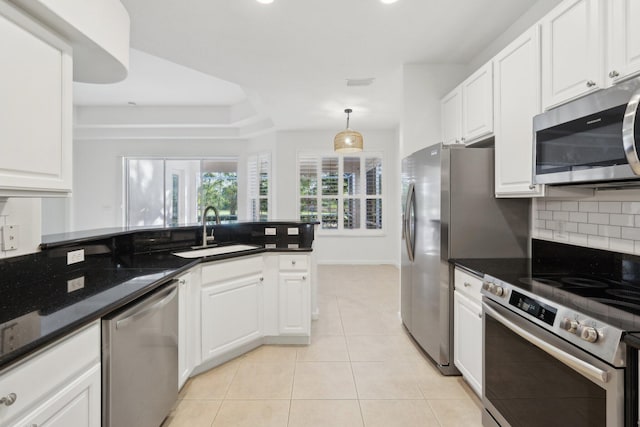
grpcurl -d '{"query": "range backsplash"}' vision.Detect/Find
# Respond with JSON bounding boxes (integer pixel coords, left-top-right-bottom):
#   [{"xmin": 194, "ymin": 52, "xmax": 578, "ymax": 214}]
[{"xmin": 533, "ymin": 197, "xmax": 640, "ymax": 255}]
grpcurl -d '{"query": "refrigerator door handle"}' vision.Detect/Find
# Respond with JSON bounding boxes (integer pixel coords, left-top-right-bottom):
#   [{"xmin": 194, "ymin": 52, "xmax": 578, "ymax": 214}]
[{"xmin": 405, "ymin": 183, "xmax": 416, "ymax": 261}]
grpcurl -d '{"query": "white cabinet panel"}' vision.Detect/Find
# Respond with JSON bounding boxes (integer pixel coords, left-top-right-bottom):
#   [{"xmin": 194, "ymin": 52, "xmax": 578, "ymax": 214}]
[
  {"xmin": 441, "ymin": 87, "xmax": 463, "ymax": 145},
  {"xmin": 201, "ymin": 274, "xmax": 263, "ymax": 361},
  {"xmin": 278, "ymin": 272, "xmax": 310, "ymax": 336},
  {"xmin": 608, "ymin": 0, "xmax": 640, "ymax": 83},
  {"xmin": 494, "ymin": 26, "xmax": 544, "ymax": 197},
  {"xmin": 541, "ymin": 0, "xmax": 604, "ymax": 109},
  {"xmin": 462, "ymin": 62, "xmax": 493, "ymax": 142},
  {"xmin": 453, "ymin": 290, "xmax": 482, "ymax": 396},
  {"xmin": 178, "ymin": 271, "xmax": 197, "ymax": 390},
  {"xmin": 0, "ymin": 3, "xmax": 72, "ymax": 197},
  {"xmin": 15, "ymin": 364, "xmax": 101, "ymax": 427}
]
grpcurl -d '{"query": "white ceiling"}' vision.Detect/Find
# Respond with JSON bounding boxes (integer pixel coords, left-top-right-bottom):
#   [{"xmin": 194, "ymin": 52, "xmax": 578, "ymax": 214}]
[{"xmin": 76, "ymin": 0, "xmax": 544, "ymax": 133}]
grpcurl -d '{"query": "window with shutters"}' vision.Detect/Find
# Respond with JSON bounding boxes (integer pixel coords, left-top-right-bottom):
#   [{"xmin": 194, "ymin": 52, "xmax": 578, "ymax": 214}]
[
  {"xmin": 298, "ymin": 152, "xmax": 383, "ymax": 234},
  {"xmin": 247, "ymin": 152, "xmax": 271, "ymax": 221}
]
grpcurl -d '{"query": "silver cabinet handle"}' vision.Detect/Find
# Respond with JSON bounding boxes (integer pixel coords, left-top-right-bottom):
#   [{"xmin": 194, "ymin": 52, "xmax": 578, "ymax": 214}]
[
  {"xmin": 302, "ymin": 276, "xmax": 307, "ymax": 281},
  {"xmin": 609, "ymin": 70, "xmax": 620, "ymax": 78},
  {"xmin": 292, "ymin": 260, "xmax": 296, "ymax": 265},
  {"xmin": 586, "ymin": 80, "xmax": 596, "ymax": 87},
  {"xmin": 260, "ymin": 277, "xmax": 264, "ymax": 282},
  {"xmin": 463, "ymin": 282, "xmax": 471, "ymax": 287},
  {"xmin": 178, "ymin": 279, "xmax": 186, "ymax": 285},
  {"xmin": 623, "ymin": 87, "xmax": 640, "ymax": 175},
  {"xmin": 529, "ymin": 184, "xmax": 536, "ymax": 190},
  {"xmin": 0, "ymin": 393, "xmax": 16, "ymax": 406}
]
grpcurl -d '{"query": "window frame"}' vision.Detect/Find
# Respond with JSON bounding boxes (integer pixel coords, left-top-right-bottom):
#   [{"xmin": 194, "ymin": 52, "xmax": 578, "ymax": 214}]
[
  {"xmin": 296, "ymin": 150, "xmax": 385, "ymax": 236},
  {"xmin": 247, "ymin": 152, "xmax": 272, "ymax": 221}
]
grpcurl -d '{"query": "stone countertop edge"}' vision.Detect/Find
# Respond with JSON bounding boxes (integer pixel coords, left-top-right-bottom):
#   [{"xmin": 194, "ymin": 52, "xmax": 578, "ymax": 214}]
[{"xmin": 0, "ymin": 245, "xmax": 312, "ymax": 372}]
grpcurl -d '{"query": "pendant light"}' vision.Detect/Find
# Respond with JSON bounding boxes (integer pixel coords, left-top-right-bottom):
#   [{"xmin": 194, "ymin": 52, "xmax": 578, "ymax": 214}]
[{"xmin": 334, "ymin": 108, "xmax": 363, "ymax": 153}]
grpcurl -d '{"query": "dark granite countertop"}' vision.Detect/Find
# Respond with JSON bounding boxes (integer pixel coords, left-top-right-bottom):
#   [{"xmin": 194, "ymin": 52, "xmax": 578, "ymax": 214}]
[{"xmin": 1, "ymin": 222, "xmax": 316, "ymax": 372}]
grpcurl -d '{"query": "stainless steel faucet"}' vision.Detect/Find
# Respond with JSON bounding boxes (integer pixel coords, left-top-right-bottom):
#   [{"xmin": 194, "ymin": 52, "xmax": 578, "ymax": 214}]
[{"xmin": 202, "ymin": 205, "xmax": 221, "ymax": 247}]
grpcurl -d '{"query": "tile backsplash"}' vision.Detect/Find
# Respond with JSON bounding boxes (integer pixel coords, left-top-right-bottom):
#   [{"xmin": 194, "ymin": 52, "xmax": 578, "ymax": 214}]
[{"xmin": 533, "ymin": 198, "xmax": 640, "ymax": 254}]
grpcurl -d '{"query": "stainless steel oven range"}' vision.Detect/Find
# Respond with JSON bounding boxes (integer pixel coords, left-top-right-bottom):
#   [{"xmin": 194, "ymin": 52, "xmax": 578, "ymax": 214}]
[{"xmin": 481, "ymin": 275, "xmax": 627, "ymax": 427}]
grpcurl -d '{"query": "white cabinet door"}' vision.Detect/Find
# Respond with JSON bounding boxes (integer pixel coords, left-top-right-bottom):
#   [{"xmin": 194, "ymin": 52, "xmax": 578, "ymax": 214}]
[
  {"xmin": 608, "ymin": 0, "xmax": 640, "ymax": 84},
  {"xmin": 15, "ymin": 364, "xmax": 101, "ymax": 427},
  {"xmin": 178, "ymin": 271, "xmax": 194, "ymax": 390},
  {"xmin": 441, "ymin": 86, "xmax": 463, "ymax": 145},
  {"xmin": 201, "ymin": 274, "xmax": 263, "ymax": 361},
  {"xmin": 462, "ymin": 62, "xmax": 493, "ymax": 143},
  {"xmin": 453, "ymin": 290, "xmax": 482, "ymax": 397},
  {"xmin": 494, "ymin": 26, "xmax": 545, "ymax": 197},
  {"xmin": 0, "ymin": 3, "xmax": 72, "ymax": 197},
  {"xmin": 541, "ymin": 0, "xmax": 604, "ymax": 109},
  {"xmin": 278, "ymin": 272, "xmax": 310, "ymax": 336}
]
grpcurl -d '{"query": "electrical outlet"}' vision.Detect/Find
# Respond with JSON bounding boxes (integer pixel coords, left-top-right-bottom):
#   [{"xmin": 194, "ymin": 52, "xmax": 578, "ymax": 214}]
[
  {"xmin": 1, "ymin": 225, "xmax": 18, "ymax": 251},
  {"xmin": 67, "ymin": 276, "xmax": 85, "ymax": 293},
  {"xmin": 265, "ymin": 227, "xmax": 277, "ymax": 236},
  {"xmin": 67, "ymin": 249, "xmax": 85, "ymax": 265},
  {"xmin": 287, "ymin": 227, "xmax": 299, "ymax": 235}
]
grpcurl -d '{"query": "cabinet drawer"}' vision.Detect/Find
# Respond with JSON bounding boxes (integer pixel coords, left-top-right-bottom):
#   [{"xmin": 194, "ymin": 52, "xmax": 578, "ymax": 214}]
[
  {"xmin": 0, "ymin": 321, "xmax": 100, "ymax": 425},
  {"xmin": 201, "ymin": 255, "xmax": 263, "ymax": 284},
  {"xmin": 279, "ymin": 255, "xmax": 308, "ymax": 271},
  {"xmin": 454, "ymin": 268, "xmax": 483, "ymax": 302}
]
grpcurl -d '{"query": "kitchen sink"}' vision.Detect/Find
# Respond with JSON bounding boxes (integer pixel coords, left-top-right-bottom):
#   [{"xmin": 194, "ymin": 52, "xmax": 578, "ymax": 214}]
[{"xmin": 172, "ymin": 244, "xmax": 261, "ymax": 258}]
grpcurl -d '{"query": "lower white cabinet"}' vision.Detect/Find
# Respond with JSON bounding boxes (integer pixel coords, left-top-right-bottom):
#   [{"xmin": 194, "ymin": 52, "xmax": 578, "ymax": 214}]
[
  {"xmin": 0, "ymin": 321, "xmax": 101, "ymax": 427},
  {"xmin": 278, "ymin": 255, "xmax": 311, "ymax": 337},
  {"xmin": 178, "ymin": 270, "xmax": 199, "ymax": 390},
  {"xmin": 200, "ymin": 256, "xmax": 264, "ymax": 362},
  {"xmin": 453, "ymin": 268, "xmax": 483, "ymax": 396},
  {"xmin": 14, "ymin": 364, "xmax": 101, "ymax": 427}
]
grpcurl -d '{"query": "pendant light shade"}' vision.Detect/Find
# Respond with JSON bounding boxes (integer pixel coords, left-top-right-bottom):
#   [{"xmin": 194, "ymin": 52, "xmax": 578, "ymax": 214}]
[{"xmin": 334, "ymin": 108, "xmax": 363, "ymax": 153}]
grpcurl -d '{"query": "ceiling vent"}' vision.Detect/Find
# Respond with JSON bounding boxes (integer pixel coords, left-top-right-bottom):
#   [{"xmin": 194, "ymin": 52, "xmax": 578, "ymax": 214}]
[{"xmin": 346, "ymin": 78, "xmax": 375, "ymax": 87}]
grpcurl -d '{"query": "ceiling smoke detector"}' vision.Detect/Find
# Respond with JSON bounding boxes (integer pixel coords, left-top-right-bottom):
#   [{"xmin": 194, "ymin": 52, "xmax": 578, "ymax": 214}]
[{"xmin": 346, "ymin": 78, "xmax": 375, "ymax": 87}]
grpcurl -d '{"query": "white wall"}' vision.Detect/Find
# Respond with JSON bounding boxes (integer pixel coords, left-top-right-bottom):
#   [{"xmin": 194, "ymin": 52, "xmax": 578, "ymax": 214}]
[
  {"xmin": 68, "ymin": 139, "xmax": 249, "ymax": 231},
  {"xmin": 273, "ymin": 129, "xmax": 399, "ymax": 265},
  {"xmin": 400, "ymin": 64, "xmax": 467, "ymax": 159}
]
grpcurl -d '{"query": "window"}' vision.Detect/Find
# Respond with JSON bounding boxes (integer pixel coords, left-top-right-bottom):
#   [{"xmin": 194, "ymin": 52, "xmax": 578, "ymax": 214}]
[
  {"xmin": 125, "ymin": 157, "xmax": 238, "ymax": 227},
  {"xmin": 298, "ymin": 152, "xmax": 383, "ymax": 233},
  {"xmin": 247, "ymin": 153, "xmax": 271, "ymax": 221}
]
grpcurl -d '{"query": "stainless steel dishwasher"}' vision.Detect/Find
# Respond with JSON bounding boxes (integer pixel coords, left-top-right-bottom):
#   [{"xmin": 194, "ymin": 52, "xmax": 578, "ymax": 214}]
[{"xmin": 102, "ymin": 281, "xmax": 178, "ymax": 427}]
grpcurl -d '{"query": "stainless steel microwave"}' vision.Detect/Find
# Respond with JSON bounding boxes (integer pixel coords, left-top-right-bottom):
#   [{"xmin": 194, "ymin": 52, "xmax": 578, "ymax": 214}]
[{"xmin": 533, "ymin": 76, "xmax": 640, "ymax": 186}]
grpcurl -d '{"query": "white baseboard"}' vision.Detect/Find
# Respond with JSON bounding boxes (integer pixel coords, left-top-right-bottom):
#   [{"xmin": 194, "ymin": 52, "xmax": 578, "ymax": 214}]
[{"xmin": 317, "ymin": 259, "xmax": 398, "ymax": 266}]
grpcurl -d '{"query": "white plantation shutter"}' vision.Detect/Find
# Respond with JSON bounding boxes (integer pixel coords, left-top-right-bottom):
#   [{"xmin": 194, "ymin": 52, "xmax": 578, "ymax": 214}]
[
  {"xmin": 247, "ymin": 152, "xmax": 271, "ymax": 221},
  {"xmin": 297, "ymin": 152, "xmax": 383, "ymax": 233}
]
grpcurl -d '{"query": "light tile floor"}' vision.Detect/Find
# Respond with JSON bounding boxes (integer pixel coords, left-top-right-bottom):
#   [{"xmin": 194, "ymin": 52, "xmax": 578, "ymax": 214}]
[{"xmin": 163, "ymin": 265, "xmax": 482, "ymax": 427}]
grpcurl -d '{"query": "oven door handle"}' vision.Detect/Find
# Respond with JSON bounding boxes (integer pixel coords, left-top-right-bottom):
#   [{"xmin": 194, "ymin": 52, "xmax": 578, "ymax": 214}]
[
  {"xmin": 483, "ymin": 304, "xmax": 609, "ymax": 385},
  {"xmin": 623, "ymin": 87, "xmax": 640, "ymax": 175}
]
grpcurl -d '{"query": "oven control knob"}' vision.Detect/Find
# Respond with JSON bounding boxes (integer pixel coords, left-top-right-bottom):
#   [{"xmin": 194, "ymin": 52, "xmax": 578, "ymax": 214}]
[
  {"xmin": 577, "ymin": 325, "xmax": 599, "ymax": 343},
  {"xmin": 559, "ymin": 317, "xmax": 578, "ymax": 333},
  {"xmin": 493, "ymin": 286, "xmax": 505, "ymax": 297}
]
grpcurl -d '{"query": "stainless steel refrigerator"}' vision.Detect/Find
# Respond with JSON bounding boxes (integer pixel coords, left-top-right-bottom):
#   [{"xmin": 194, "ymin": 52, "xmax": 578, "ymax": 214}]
[{"xmin": 401, "ymin": 143, "xmax": 529, "ymax": 375}]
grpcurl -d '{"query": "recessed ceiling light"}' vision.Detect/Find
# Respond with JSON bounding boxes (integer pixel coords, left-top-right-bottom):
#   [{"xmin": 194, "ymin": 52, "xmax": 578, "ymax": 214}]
[
  {"xmin": 256, "ymin": 0, "xmax": 274, "ymax": 4},
  {"xmin": 380, "ymin": 0, "xmax": 399, "ymax": 3}
]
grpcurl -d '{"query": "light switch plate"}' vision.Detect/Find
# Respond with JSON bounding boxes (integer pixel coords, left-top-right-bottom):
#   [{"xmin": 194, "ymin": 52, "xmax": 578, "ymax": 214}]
[
  {"xmin": 265, "ymin": 227, "xmax": 277, "ymax": 236},
  {"xmin": 1, "ymin": 225, "xmax": 18, "ymax": 251},
  {"xmin": 287, "ymin": 227, "xmax": 299, "ymax": 235}
]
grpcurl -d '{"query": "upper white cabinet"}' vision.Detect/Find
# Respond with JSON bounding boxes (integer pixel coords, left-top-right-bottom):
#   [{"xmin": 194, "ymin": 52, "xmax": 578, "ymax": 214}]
[
  {"xmin": 541, "ymin": 0, "xmax": 605, "ymax": 109},
  {"xmin": 441, "ymin": 87, "xmax": 463, "ymax": 145},
  {"xmin": 441, "ymin": 62, "xmax": 494, "ymax": 145},
  {"xmin": 607, "ymin": 0, "xmax": 640, "ymax": 83},
  {"xmin": 494, "ymin": 27, "xmax": 545, "ymax": 197},
  {"xmin": 462, "ymin": 62, "xmax": 494, "ymax": 142},
  {"xmin": 0, "ymin": 2, "xmax": 72, "ymax": 197}
]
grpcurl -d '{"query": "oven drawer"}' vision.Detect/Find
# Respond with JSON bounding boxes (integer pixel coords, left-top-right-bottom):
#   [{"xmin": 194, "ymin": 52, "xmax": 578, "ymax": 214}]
[{"xmin": 482, "ymin": 299, "xmax": 624, "ymax": 427}]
